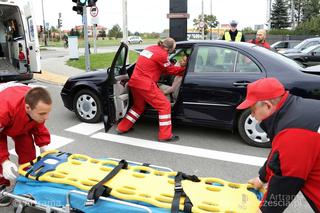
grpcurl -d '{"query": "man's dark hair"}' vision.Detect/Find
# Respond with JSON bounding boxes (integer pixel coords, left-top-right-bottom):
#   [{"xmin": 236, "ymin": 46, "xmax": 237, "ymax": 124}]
[{"xmin": 25, "ymin": 87, "xmax": 52, "ymax": 109}]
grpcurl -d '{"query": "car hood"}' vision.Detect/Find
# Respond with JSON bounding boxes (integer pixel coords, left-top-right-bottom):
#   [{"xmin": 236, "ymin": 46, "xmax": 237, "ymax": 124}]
[
  {"xmin": 67, "ymin": 69, "xmax": 109, "ymax": 82},
  {"xmin": 285, "ymin": 52, "xmax": 304, "ymax": 57},
  {"xmin": 280, "ymin": 48, "xmax": 300, "ymax": 54}
]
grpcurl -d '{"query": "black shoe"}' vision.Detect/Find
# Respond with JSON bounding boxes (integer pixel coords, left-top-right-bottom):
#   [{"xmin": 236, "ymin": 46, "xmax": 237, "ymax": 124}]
[
  {"xmin": 0, "ymin": 196, "xmax": 12, "ymax": 207},
  {"xmin": 159, "ymin": 135, "xmax": 180, "ymax": 142}
]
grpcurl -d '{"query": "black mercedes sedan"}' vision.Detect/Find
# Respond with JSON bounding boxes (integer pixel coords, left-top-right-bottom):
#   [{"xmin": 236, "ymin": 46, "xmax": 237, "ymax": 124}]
[{"xmin": 61, "ymin": 41, "xmax": 320, "ymax": 148}]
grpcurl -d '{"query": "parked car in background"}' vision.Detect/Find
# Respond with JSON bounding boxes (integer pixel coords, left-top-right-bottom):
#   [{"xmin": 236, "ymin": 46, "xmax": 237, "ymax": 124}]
[
  {"xmin": 284, "ymin": 44, "xmax": 320, "ymax": 67},
  {"xmin": 270, "ymin": 40, "xmax": 301, "ymax": 52},
  {"xmin": 127, "ymin": 36, "xmax": 143, "ymax": 44},
  {"xmin": 278, "ymin": 37, "xmax": 320, "ymax": 54},
  {"xmin": 61, "ymin": 41, "xmax": 320, "ymax": 148}
]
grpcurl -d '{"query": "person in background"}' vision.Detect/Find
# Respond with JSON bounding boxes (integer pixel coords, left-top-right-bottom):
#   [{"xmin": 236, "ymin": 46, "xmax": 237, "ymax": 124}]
[
  {"xmin": 221, "ymin": 20, "xmax": 245, "ymax": 42},
  {"xmin": 248, "ymin": 29, "xmax": 271, "ymax": 49},
  {"xmin": 237, "ymin": 78, "xmax": 320, "ymax": 213},
  {"xmin": 0, "ymin": 83, "xmax": 52, "ymax": 206},
  {"xmin": 116, "ymin": 37, "xmax": 186, "ymax": 142}
]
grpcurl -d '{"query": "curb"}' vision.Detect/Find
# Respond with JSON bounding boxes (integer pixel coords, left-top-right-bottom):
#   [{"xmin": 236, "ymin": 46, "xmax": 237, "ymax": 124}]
[{"xmin": 34, "ymin": 70, "xmax": 69, "ymax": 86}]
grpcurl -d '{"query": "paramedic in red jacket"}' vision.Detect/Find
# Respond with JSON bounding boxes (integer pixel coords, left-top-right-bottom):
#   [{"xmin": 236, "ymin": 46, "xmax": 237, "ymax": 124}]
[
  {"xmin": 237, "ymin": 78, "xmax": 320, "ymax": 213},
  {"xmin": 0, "ymin": 83, "xmax": 52, "ymax": 191},
  {"xmin": 117, "ymin": 38, "xmax": 186, "ymax": 142}
]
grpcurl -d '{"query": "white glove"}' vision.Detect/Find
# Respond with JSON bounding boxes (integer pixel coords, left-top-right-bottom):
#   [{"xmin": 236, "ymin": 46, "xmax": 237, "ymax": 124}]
[
  {"xmin": 40, "ymin": 145, "xmax": 49, "ymax": 153},
  {"xmin": 1, "ymin": 160, "xmax": 18, "ymax": 181}
]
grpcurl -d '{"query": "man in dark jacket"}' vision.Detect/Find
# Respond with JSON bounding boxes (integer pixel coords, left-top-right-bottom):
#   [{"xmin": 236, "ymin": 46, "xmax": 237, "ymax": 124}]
[
  {"xmin": 237, "ymin": 78, "xmax": 320, "ymax": 213},
  {"xmin": 221, "ymin": 20, "xmax": 245, "ymax": 42}
]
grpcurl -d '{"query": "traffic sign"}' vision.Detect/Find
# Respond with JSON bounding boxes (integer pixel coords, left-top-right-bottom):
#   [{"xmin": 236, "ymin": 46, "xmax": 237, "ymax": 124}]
[
  {"xmin": 199, "ymin": 21, "xmax": 205, "ymax": 29},
  {"xmin": 90, "ymin": 6, "xmax": 98, "ymax": 17}
]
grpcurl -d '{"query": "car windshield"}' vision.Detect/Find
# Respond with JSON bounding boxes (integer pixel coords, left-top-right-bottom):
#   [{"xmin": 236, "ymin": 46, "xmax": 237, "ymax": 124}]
[
  {"xmin": 294, "ymin": 40, "xmax": 309, "ymax": 50},
  {"xmin": 301, "ymin": 45, "xmax": 318, "ymax": 53}
]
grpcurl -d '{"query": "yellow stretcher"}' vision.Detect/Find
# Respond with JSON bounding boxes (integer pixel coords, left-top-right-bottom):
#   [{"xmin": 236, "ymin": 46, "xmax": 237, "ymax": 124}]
[{"xmin": 18, "ymin": 150, "xmax": 263, "ymax": 213}]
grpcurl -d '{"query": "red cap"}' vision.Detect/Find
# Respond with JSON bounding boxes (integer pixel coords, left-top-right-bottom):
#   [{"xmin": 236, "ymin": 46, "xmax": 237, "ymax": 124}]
[{"xmin": 237, "ymin": 78, "xmax": 285, "ymax": 110}]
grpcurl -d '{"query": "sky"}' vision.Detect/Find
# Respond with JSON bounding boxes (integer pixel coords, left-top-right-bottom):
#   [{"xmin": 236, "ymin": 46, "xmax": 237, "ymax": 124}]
[{"xmin": 31, "ymin": 0, "xmax": 268, "ymax": 32}]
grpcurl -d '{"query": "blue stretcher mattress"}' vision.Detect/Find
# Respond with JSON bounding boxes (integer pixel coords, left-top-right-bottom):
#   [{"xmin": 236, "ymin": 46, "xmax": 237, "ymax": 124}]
[{"xmin": 13, "ymin": 176, "xmax": 170, "ymax": 213}]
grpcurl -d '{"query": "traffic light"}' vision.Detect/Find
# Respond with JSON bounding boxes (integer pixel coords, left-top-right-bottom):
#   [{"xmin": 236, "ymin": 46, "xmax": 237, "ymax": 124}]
[
  {"xmin": 40, "ymin": 25, "xmax": 43, "ymax": 33},
  {"xmin": 72, "ymin": 0, "xmax": 86, "ymax": 15},
  {"xmin": 87, "ymin": 0, "xmax": 97, "ymax": 7},
  {"xmin": 58, "ymin": 19, "xmax": 62, "ymax": 28}
]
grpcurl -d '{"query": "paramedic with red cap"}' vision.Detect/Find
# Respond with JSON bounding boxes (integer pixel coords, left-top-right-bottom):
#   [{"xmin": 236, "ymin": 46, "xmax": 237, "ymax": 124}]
[
  {"xmin": 117, "ymin": 37, "xmax": 186, "ymax": 142},
  {"xmin": 237, "ymin": 78, "xmax": 320, "ymax": 213},
  {"xmin": 0, "ymin": 83, "xmax": 52, "ymax": 206}
]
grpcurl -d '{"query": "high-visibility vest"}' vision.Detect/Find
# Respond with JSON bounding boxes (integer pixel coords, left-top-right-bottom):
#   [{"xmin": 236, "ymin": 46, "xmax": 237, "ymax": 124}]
[{"xmin": 224, "ymin": 31, "xmax": 243, "ymax": 42}]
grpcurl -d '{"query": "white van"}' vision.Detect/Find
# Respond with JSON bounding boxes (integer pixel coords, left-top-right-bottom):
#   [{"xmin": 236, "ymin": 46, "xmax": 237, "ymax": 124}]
[{"xmin": 0, "ymin": 0, "xmax": 40, "ymax": 82}]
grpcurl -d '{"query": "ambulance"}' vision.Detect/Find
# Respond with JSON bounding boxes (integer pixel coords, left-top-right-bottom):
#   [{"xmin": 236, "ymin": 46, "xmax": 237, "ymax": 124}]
[{"xmin": 0, "ymin": 0, "xmax": 40, "ymax": 82}]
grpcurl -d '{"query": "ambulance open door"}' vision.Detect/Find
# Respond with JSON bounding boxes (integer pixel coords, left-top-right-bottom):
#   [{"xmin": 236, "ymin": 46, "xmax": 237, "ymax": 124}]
[{"xmin": 23, "ymin": 1, "xmax": 41, "ymax": 73}]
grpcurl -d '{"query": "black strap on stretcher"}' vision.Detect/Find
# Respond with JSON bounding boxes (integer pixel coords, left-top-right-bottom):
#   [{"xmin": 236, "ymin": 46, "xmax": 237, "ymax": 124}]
[
  {"xmin": 85, "ymin": 159, "xmax": 128, "ymax": 206},
  {"xmin": 171, "ymin": 172, "xmax": 200, "ymax": 213}
]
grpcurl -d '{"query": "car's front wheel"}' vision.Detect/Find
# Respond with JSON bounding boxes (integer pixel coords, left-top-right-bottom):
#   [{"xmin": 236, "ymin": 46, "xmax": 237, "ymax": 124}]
[
  {"xmin": 237, "ymin": 109, "xmax": 271, "ymax": 148},
  {"xmin": 73, "ymin": 89, "xmax": 102, "ymax": 123}
]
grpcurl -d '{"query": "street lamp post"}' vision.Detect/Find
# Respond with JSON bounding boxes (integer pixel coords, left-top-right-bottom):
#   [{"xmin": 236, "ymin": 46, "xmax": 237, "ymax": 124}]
[{"xmin": 41, "ymin": 0, "xmax": 47, "ymax": 46}]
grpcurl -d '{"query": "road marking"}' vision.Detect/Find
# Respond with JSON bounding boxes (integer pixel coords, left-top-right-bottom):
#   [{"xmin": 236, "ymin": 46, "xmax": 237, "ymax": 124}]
[
  {"xmin": 65, "ymin": 123, "xmax": 104, "ymax": 135},
  {"xmin": 9, "ymin": 134, "xmax": 74, "ymax": 156},
  {"xmin": 91, "ymin": 133, "xmax": 266, "ymax": 167}
]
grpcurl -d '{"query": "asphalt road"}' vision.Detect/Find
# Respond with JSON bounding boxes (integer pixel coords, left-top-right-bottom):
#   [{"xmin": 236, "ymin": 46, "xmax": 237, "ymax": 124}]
[{"xmin": 0, "ymin": 81, "xmax": 314, "ymax": 212}]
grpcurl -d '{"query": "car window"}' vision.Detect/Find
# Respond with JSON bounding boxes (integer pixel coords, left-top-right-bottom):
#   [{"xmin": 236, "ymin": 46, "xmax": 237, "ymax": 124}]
[
  {"xmin": 235, "ymin": 54, "xmax": 261, "ymax": 73},
  {"xmin": 171, "ymin": 48, "xmax": 192, "ymax": 62},
  {"xmin": 114, "ymin": 47, "xmax": 126, "ymax": 76},
  {"xmin": 194, "ymin": 46, "xmax": 237, "ymax": 73}
]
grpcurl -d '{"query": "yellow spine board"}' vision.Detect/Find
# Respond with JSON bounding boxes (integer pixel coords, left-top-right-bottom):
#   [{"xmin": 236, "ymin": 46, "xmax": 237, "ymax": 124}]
[{"xmin": 19, "ymin": 151, "xmax": 262, "ymax": 213}]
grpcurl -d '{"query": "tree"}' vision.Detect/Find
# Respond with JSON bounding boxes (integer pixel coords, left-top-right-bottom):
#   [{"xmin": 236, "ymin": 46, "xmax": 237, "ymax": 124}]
[
  {"xmin": 293, "ymin": 0, "xmax": 304, "ymax": 25},
  {"xmin": 270, "ymin": 0, "xmax": 290, "ymax": 29},
  {"xmin": 98, "ymin": 30, "xmax": 106, "ymax": 38},
  {"xmin": 301, "ymin": 0, "xmax": 320, "ymax": 22},
  {"xmin": 108, "ymin": 24, "xmax": 122, "ymax": 38},
  {"xmin": 193, "ymin": 14, "xmax": 218, "ymax": 35}
]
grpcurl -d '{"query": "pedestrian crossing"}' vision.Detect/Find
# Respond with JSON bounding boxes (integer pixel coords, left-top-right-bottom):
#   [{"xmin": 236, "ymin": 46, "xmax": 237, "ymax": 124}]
[{"xmin": 59, "ymin": 122, "xmax": 266, "ymax": 167}]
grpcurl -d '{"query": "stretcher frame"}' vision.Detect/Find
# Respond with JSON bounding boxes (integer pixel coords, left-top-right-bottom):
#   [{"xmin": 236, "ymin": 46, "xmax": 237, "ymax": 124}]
[{"xmin": 1, "ymin": 157, "xmax": 174, "ymax": 213}]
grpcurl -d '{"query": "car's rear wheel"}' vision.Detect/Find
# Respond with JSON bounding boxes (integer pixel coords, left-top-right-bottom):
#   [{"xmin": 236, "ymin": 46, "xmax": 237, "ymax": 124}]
[
  {"xmin": 73, "ymin": 89, "xmax": 102, "ymax": 123},
  {"xmin": 237, "ymin": 109, "xmax": 271, "ymax": 148}
]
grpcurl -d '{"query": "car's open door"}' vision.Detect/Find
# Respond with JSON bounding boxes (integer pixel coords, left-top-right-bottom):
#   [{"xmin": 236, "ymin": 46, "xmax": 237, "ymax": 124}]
[
  {"xmin": 103, "ymin": 42, "xmax": 130, "ymax": 132},
  {"xmin": 23, "ymin": 1, "xmax": 41, "ymax": 73}
]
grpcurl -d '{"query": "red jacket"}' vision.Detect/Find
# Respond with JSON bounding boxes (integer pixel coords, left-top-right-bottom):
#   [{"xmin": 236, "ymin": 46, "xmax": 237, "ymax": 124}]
[
  {"xmin": 128, "ymin": 45, "xmax": 185, "ymax": 91},
  {"xmin": 0, "ymin": 86, "xmax": 50, "ymax": 163},
  {"xmin": 248, "ymin": 39, "xmax": 271, "ymax": 49}
]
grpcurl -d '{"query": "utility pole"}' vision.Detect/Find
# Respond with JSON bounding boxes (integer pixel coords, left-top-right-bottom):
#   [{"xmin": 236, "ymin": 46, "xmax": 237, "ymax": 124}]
[
  {"xmin": 41, "ymin": 0, "xmax": 47, "ymax": 46},
  {"xmin": 201, "ymin": 0, "xmax": 204, "ymax": 40},
  {"xmin": 266, "ymin": 0, "xmax": 271, "ymax": 29},
  {"xmin": 83, "ymin": 5, "xmax": 90, "ymax": 72},
  {"xmin": 210, "ymin": 0, "xmax": 212, "ymax": 40},
  {"xmin": 122, "ymin": 0, "xmax": 128, "ymax": 44}
]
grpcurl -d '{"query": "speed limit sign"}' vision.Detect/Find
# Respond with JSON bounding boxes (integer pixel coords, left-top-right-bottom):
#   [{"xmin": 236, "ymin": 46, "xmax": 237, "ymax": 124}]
[{"xmin": 90, "ymin": 6, "xmax": 99, "ymax": 17}]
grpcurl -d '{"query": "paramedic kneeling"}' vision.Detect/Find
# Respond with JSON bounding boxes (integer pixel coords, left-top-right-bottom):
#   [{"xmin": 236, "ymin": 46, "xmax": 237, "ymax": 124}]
[
  {"xmin": 237, "ymin": 78, "xmax": 320, "ymax": 213},
  {"xmin": 0, "ymin": 84, "xmax": 52, "ymax": 206}
]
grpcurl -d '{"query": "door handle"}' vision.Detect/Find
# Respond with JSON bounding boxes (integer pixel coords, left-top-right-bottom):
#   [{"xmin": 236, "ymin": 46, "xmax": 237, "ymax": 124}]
[{"xmin": 233, "ymin": 82, "xmax": 250, "ymax": 87}]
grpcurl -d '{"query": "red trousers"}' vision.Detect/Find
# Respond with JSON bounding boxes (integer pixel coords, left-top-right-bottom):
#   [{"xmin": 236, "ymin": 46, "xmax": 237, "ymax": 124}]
[
  {"xmin": 0, "ymin": 133, "xmax": 36, "ymax": 186},
  {"xmin": 117, "ymin": 84, "xmax": 173, "ymax": 140}
]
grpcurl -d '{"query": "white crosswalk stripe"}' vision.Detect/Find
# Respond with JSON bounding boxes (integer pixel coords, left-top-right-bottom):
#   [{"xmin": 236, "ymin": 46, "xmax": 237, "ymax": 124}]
[
  {"xmin": 9, "ymin": 134, "xmax": 74, "ymax": 157},
  {"xmin": 65, "ymin": 122, "xmax": 104, "ymax": 135},
  {"xmin": 91, "ymin": 132, "xmax": 266, "ymax": 167}
]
